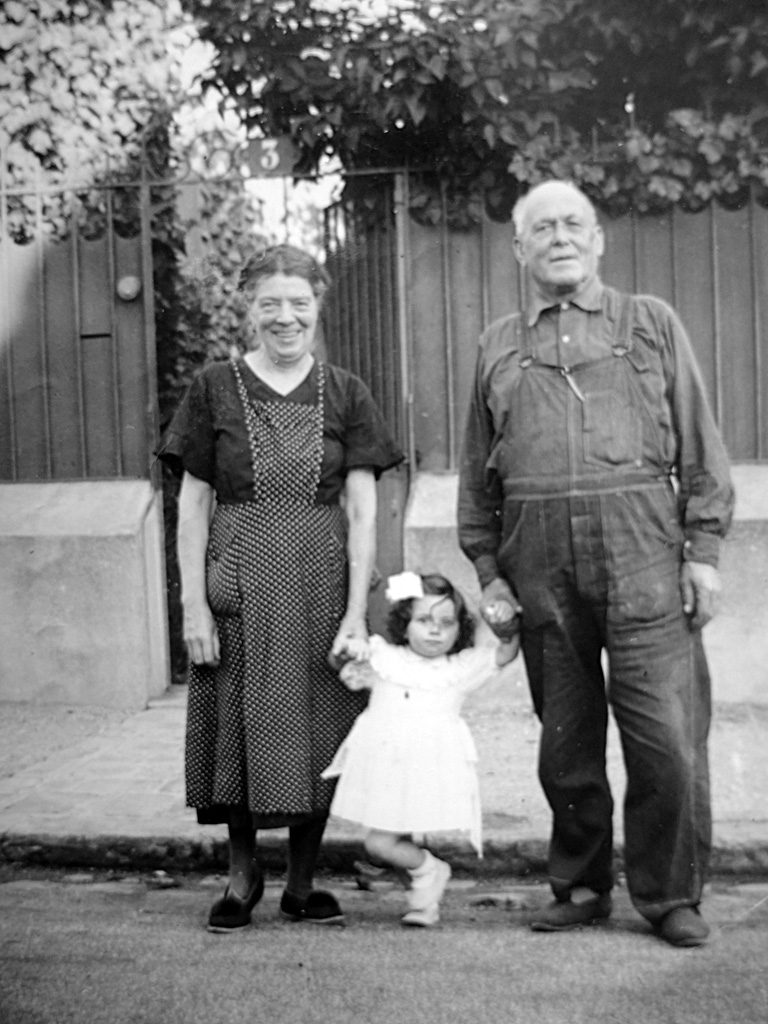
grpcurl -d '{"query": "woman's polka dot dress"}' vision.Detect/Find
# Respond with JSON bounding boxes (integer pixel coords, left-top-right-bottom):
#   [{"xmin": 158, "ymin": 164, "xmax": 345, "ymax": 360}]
[{"xmin": 185, "ymin": 359, "xmax": 366, "ymax": 826}]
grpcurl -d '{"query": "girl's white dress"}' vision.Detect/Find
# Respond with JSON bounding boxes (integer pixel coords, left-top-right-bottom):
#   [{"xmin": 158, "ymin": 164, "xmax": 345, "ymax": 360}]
[{"xmin": 322, "ymin": 635, "xmax": 499, "ymax": 855}]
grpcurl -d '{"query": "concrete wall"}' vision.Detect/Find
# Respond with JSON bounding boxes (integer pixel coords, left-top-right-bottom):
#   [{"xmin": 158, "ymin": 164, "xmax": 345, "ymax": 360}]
[
  {"xmin": 404, "ymin": 464, "xmax": 768, "ymax": 707},
  {"xmin": 0, "ymin": 481, "xmax": 170, "ymax": 710}
]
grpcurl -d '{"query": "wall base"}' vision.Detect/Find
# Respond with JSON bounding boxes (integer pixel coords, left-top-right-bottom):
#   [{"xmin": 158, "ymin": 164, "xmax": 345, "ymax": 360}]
[
  {"xmin": 0, "ymin": 481, "xmax": 170, "ymax": 710},
  {"xmin": 404, "ymin": 467, "xmax": 768, "ymax": 707}
]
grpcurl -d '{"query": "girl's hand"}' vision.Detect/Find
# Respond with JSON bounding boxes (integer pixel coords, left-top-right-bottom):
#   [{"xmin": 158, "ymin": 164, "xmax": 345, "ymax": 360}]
[
  {"xmin": 338, "ymin": 659, "xmax": 377, "ymax": 691},
  {"xmin": 183, "ymin": 602, "xmax": 220, "ymax": 667}
]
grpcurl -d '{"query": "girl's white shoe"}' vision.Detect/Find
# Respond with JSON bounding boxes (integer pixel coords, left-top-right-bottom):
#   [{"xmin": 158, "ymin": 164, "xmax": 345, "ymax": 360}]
[
  {"xmin": 401, "ymin": 904, "xmax": 441, "ymax": 927},
  {"xmin": 402, "ymin": 853, "xmax": 451, "ymax": 927}
]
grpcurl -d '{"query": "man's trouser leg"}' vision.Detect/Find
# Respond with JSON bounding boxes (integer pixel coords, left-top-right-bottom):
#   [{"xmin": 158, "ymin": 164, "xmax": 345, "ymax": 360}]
[
  {"xmin": 608, "ymin": 607, "xmax": 712, "ymax": 923},
  {"xmin": 523, "ymin": 600, "xmax": 615, "ymax": 900}
]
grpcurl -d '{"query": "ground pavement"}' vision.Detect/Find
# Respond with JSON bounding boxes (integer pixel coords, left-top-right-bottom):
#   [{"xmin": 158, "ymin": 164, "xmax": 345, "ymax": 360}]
[{"xmin": 1, "ymin": 656, "xmax": 767, "ymax": 878}]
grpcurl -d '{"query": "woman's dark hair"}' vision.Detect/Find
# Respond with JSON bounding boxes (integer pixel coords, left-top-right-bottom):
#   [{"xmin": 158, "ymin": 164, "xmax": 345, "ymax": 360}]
[
  {"xmin": 238, "ymin": 243, "xmax": 332, "ymax": 300},
  {"xmin": 387, "ymin": 573, "xmax": 475, "ymax": 654}
]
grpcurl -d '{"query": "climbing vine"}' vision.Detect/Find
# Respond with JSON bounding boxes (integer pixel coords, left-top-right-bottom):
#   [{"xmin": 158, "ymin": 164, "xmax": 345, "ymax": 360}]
[{"xmin": 182, "ymin": 0, "xmax": 768, "ymax": 224}]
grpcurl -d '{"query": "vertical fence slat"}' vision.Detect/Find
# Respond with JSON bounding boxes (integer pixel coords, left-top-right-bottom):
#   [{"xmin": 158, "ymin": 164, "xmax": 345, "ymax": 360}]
[
  {"xmin": 0, "ymin": 155, "xmax": 18, "ymax": 480},
  {"xmin": 480, "ymin": 216, "xmax": 491, "ymax": 331},
  {"xmin": 34, "ymin": 177, "xmax": 53, "ymax": 478},
  {"xmin": 105, "ymin": 187, "xmax": 123, "ymax": 476},
  {"xmin": 439, "ymin": 183, "xmax": 456, "ymax": 469},
  {"xmin": 749, "ymin": 197, "xmax": 764, "ymax": 459},
  {"xmin": 709, "ymin": 204, "xmax": 724, "ymax": 428},
  {"xmin": 71, "ymin": 195, "xmax": 88, "ymax": 476},
  {"xmin": 394, "ymin": 172, "xmax": 415, "ymax": 469}
]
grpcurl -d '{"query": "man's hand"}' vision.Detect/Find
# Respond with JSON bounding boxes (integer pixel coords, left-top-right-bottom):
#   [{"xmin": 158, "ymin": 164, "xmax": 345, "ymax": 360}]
[
  {"xmin": 479, "ymin": 578, "xmax": 522, "ymax": 641},
  {"xmin": 680, "ymin": 561, "xmax": 721, "ymax": 630}
]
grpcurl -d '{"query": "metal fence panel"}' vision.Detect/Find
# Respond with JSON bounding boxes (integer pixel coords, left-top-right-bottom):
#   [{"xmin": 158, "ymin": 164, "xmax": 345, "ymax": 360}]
[
  {"xmin": 407, "ymin": 196, "xmax": 768, "ymax": 471},
  {"xmin": 0, "ymin": 173, "xmax": 153, "ymax": 483}
]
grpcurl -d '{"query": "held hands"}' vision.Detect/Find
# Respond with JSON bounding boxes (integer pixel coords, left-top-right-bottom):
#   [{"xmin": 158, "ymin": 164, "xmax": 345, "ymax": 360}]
[
  {"xmin": 328, "ymin": 616, "xmax": 370, "ymax": 671},
  {"xmin": 479, "ymin": 578, "xmax": 523, "ymax": 643},
  {"xmin": 183, "ymin": 602, "xmax": 220, "ymax": 667},
  {"xmin": 338, "ymin": 659, "xmax": 378, "ymax": 691},
  {"xmin": 680, "ymin": 561, "xmax": 721, "ymax": 630}
]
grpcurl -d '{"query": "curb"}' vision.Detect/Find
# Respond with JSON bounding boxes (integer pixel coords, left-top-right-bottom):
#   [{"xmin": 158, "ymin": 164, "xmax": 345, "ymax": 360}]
[{"xmin": 3, "ymin": 833, "xmax": 768, "ymax": 879}]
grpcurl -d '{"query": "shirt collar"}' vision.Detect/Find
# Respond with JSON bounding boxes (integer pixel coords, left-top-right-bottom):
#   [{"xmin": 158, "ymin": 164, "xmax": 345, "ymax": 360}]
[{"xmin": 526, "ymin": 277, "xmax": 604, "ymax": 327}]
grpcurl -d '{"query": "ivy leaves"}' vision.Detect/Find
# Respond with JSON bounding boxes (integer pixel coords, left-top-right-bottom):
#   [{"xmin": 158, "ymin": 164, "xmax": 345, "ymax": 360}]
[
  {"xmin": 0, "ymin": 0, "xmax": 189, "ymax": 190},
  {"xmin": 183, "ymin": 0, "xmax": 768, "ymax": 223}
]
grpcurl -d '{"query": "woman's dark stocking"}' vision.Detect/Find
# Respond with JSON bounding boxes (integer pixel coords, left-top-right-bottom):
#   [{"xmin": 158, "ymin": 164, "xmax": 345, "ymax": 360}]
[
  {"xmin": 286, "ymin": 815, "xmax": 328, "ymax": 900},
  {"xmin": 227, "ymin": 808, "xmax": 258, "ymax": 899}
]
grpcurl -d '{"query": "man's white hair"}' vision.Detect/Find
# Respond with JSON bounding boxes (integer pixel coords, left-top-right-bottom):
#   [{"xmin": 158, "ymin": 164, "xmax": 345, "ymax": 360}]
[{"xmin": 512, "ymin": 180, "xmax": 598, "ymax": 237}]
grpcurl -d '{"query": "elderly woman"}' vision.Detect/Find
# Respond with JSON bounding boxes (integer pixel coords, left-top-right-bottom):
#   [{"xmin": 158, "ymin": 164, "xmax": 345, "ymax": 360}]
[{"xmin": 159, "ymin": 244, "xmax": 403, "ymax": 931}]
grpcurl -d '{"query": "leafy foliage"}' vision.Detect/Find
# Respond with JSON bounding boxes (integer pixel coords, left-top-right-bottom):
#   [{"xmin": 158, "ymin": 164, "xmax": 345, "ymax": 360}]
[
  {"xmin": 181, "ymin": 0, "xmax": 768, "ymax": 223},
  {"xmin": 0, "ymin": 0, "xmax": 184, "ymax": 186}
]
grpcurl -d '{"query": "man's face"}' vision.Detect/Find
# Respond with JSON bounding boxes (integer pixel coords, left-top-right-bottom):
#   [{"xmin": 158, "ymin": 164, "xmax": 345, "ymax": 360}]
[{"xmin": 515, "ymin": 184, "xmax": 604, "ymax": 299}]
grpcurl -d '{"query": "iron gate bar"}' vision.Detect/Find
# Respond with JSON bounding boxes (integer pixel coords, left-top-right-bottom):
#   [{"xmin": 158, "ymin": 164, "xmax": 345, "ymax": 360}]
[
  {"xmin": 34, "ymin": 175, "xmax": 53, "ymax": 479},
  {"xmin": 0, "ymin": 158, "xmax": 18, "ymax": 480},
  {"xmin": 379, "ymin": 211, "xmax": 398, "ymax": 432},
  {"xmin": 394, "ymin": 173, "xmax": 415, "ymax": 471},
  {"xmin": 748, "ymin": 199, "xmax": 764, "ymax": 459},
  {"xmin": 439, "ymin": 181, "xmax": 456, "ymax": 471},
  {"xmin": 70, "ymin": 193, "xmax": 88, "ymax": 477},
  {"xmin": 105, "ymin": 185, "xmax": 124, "ymax": 477},
  {"xmin": 139, "ymin": 169, "xmax": 160, "ymax": 488},
  {"xmin": 380, "ymin": 218, "xmax": 397, "ymax": 429},
  {"xmin": 368, "ymin": 217, "xmax": 383, "ymax": 408},
  {"xmin": 358, "ymin": 220, "xmax": 373, "ymax": 389}
]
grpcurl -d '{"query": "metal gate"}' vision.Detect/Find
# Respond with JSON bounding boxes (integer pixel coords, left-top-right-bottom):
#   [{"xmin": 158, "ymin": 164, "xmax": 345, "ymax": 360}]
[
  {"xmin": 0, "ymin": 161, "xmax": 157, "ymax": 483},
  {"xmin": 323, "ymin": 172, "xmax": 412, "ymax": 590}
]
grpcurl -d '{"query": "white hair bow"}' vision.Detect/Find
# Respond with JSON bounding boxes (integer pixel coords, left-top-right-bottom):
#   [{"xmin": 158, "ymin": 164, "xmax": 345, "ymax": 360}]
[{"xmin": 385, "ymin": 571, "xmax": 424, "ymax": 603}]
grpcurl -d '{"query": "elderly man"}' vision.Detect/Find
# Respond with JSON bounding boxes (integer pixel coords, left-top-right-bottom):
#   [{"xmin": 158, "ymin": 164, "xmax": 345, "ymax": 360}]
[{"xmin": 458, "ymin": 180, "xmax": 734, "ymax": 946}]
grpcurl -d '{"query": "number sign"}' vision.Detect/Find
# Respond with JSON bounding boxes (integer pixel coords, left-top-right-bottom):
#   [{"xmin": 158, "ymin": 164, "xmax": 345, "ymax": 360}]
[{"xmin": 246, "ymin": 137, "xmax": 298, "ymax": 176}]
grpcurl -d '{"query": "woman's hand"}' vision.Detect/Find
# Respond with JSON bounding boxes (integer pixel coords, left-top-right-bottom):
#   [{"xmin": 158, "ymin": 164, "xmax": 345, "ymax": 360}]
[
  {"xmin": 329, "ymin": 617, "xmax": 370, "ymax": 669},
  {"xmin": 183, "ymin": 601, "xmax": 220, "ymax": 667}
]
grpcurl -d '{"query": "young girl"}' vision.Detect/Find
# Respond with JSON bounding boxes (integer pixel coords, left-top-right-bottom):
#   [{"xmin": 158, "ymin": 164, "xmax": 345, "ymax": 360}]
[{"xmin": 322, "ymin": 571, "xmax": 519, "ymax": 927}]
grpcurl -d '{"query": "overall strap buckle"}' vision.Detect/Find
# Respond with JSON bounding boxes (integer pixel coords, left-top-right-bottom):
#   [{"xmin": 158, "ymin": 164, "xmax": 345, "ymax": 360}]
[{"xmin": 604, "ymin": 287, "xmax": 635, "ymax": 357}]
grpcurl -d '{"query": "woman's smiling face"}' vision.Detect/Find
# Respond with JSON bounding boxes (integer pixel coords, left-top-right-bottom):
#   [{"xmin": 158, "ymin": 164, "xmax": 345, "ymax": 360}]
[{"xmin": 248, "ymin": 272, "xmax": 320, "ymax": 365}]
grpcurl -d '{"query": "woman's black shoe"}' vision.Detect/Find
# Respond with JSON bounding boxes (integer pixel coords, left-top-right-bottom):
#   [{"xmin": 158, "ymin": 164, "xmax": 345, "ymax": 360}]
[
  {"xmin": 279, "ymin": 889, "xmax": 345, "ymax": 925},
  {"xmin": 207, "ymin": 873, "xmax": 265, "ymax": 933}
]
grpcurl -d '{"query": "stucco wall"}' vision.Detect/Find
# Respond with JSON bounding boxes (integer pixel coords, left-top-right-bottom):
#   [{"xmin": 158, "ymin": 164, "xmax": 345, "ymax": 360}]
[
  {"xmin": 0, "ymin": 481, "xmax": 170, "ymax": 710},
  {"xmin": 404, "ymin": 465, "xmax": 768, "ymax": 707}
]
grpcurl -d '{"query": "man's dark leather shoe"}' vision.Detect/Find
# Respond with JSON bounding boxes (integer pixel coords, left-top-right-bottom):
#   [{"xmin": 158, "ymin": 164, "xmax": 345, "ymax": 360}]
[
  {"xmin": 530, "ymin": 893, "xmax": 612, "ymax": 932},
  {"xmin": 657, "ymin": 906, "xmax": 710, "ymax": 947}
]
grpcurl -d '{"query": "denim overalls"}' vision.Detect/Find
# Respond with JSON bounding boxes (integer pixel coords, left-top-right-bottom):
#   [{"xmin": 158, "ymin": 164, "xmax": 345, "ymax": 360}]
[{"xmin": 493, "ymin": 289, "xmax": 710, "ymax": 921}]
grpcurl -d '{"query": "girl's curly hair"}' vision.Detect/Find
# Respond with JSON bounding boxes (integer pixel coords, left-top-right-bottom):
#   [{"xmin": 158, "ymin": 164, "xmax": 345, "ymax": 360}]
[{"xmin": 387, "ymin": 573, "xmax": 475, "ymax": 654}]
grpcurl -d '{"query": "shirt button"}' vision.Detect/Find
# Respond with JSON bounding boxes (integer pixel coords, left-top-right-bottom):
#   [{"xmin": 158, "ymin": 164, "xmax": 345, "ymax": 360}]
[
  {"xmin": 560, "ymin": 302, "xmax": 569, "ymax": 311},
  {"xmin": 562, "ymin": 334, "xmax": 570, "ymax": 344}
]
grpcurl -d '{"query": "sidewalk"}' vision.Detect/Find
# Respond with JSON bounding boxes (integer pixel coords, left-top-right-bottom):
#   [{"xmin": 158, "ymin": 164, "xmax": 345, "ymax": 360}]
[{"xmin": 2, "ymin": 659, "xmax": 768, "ymax": 877}]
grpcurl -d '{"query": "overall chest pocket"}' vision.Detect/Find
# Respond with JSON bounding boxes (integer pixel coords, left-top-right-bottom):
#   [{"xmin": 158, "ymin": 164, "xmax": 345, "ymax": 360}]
[{"xmin": 580, "ymin": 361, "xmax": 643, "ymax": 469}]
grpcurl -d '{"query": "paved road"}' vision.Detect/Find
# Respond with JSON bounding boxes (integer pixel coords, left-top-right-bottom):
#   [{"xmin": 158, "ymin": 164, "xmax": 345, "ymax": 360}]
[{"xmin": 1, "ymin": 867, "xmax": 767, "ymax": 1024}]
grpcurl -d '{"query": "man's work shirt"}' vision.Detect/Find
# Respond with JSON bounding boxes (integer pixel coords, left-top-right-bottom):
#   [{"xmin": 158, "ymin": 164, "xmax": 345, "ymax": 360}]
[{"xmin": 458, "ymin": 277, "xmax": 735, "ymax": 587}]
